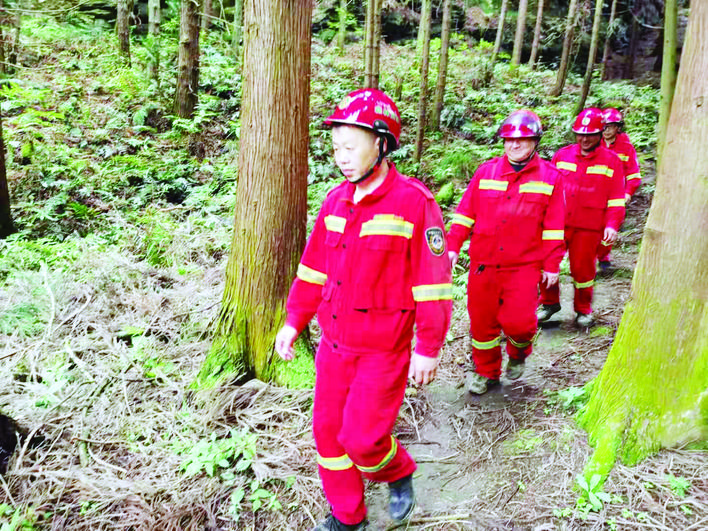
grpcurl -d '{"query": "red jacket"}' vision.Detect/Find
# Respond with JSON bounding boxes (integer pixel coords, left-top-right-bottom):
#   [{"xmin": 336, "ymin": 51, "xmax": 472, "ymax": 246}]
[
  {"xmin": 447, "ymin": 154, "xmax": 565, "ymax": 274},
  {"xmin": 552, "ymin": 144, "xmax": 626, "ymax": 232},
  {"xmin": 285, "ymin": 164, "xmax": 452, "ymax": 358},
  {"xmin": 604, "ymin": 132, "xmax": 642, "ymax": 196}
]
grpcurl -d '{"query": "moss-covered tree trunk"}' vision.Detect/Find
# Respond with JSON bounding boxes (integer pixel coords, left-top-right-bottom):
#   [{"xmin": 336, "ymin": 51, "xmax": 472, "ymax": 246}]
[
  {"xmin": 116, "ymin": 0, "xmax": 131, "ymax": 65},
  {"xmin": 201, "ymin": 0, "xmax": 213, "ymax": 32},
  {"xmin": 371, "ymin": 0, "xmax": 381, "ymax": 89},
  {"xmin": 231, "ymin": 0, "xmax": 242, "ymax": 61},
  {"xmin": 147, "ymin": 0, "xmax": 160, "ymax": 84},
  {"xmin": 413, "ymin": 0, "xmax": 432, "ymax": 164},
  {"xmin": 550, "ymin": 0, "xmax": 577, "ymax": 96},
  {"xmin": 491, "ymin": 0, "xmax": 508, "ymax": 66},
  {"xmin": 657, "ymin": 0, "xmax": 678, "ymax": 161},
  {"xmin": 578, "ymin": 2, "xmax": 708, "ymax": 482},
  {"xmin": 599, "ymin": 0, "xmax": 617, "ymax": 80},
  {"xmin": 337, "ymin": 0, "xmax": 347, "ymax": 53},
  {"xmin": 199, "ymin": 0, "xmax": 312, "ymax": 386},
  {"xmin": 528, "ymin": 0, "xmax": 544, "ymax": 68},
  {"xmin": 173, "ymin": 0, "xmax": 201, "ymax": 118},
  {"xmin": 574, "ymin": 0, "xmax": 603, "ymax": 114},
  {"xmin": 511, "ymin": 0, "xmax": 528, "ymax": 67},
  {"xmin": 430, "ymin": 0, "xmax": 451, "ymax": 131},
  {"xmin": 363, "ymin": 0, "xmax": 375, "ymax": 87},
  {"xmin": 0, "ymin": 110, "xmax": 15, "ymax": 239}
]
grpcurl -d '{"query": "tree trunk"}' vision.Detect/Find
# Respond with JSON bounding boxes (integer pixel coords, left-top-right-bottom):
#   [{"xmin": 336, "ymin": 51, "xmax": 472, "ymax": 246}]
[
  {"xmin": 372, "ymin": 0, "xmax": 381, "ymax": 89},
  {"xmin": 6, "ymin": 0, "xmax": 20, "ymax": 70},
  {"xmin": 0, "ymin": 0, "xmax": 6, "ymax": 75},
  {"xmin": 231, "ymin": 0, "xmax": 242, "ymax": 61},
  {"xmin": 600, "ymin": 0, "xmax": 618, "ymax": 80},
  {"xmin": 413, "ymin": 0, "xmax": 432, "ymax": 164},
  {"xmin": 364, "ymin": 0, "xmax": 380, "ymax": 88},
  {"xmin": 491, "ymin": 0, "xmax": 508, "ymax": 66},
  {"xmin": 201, "ymin": 0, "xmax": 213, "ymax": 32},
  {"xmin": 657, "ymin": 0, "xmax": 678, "ymax": 160},
  {"xmin": 173, "ymin": 0, "xmax": 201, "ymax": 118},
  {"xmin": 337, "ymin": 0, "xmax": 347, "ymax": 53},
  {"xmin": 624, "ymin": 16, "xmax": 639, "ymax": 79},
  {"xmin": 550, "ymin": 0, "xmax": 578, "ymax": 96},
  {"xmin": 116, "ymin": 0, "xmax": 131, "ymax": 65},
  {"xmin": 0, "ymin": 110, "xmax": 14, "ymax": 239},
  {"xmin": 430, "ymin": 0, "xmax": 451, "ymax": 131},
  {"xmin": 511, "ymin": 0, "xmax": 529, "ymax": 67},
  {"xmin": 578, "ymin": 2, "xmax": 708, "ymax": 483},
  {"xmin": 528, "ymin": 0, "xmax": 544, "ymax": 68},
  {"xmin": 147, "ymin": 0, "xmax": 161, "ymax": 83},
  {"xmin": 416, "ymin": 0, "xmax": 430, "ymax": 52},
  {"xmin": 575, "ymin": 0, "xmax": 604, "ymax": 113},
  {"xmin": 199, "ymin": 0, "xmax": 312, "ymax": 386}
]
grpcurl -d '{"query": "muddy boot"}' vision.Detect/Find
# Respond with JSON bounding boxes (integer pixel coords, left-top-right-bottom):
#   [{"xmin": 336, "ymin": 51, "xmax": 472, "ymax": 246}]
[
  {"xmin": 312, "ymin": 514, "xmax": 368, "ymax": 531},
  {"xmin": 575, "ymin": 313, "xmax": 594, "ymax": 328},
  {"xmin": 388, "ymin": 474, "xmax": 415, "ymax": 521},
  {"xmin": 537, "ymin": 303, "xmax": 561, "ymax": 322},
  {"xmin": 598, "ymin": 260, "xmax": 612, "ymax": 274},
  {"xmin": 505, "ymin": 358, "xmax": 525, "ymax": 380},
  {"xmin": 466, "ymin": 372, "xmax": 499, "ymax": 395}
]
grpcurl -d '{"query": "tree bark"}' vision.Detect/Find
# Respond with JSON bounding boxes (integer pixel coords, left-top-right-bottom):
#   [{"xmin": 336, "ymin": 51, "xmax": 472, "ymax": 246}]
[
  {"xmin": 231, "ymin": 0, "xmax": 242, "ymax": 61},
  {"xmin": 575, "ymin": 0, "xmax": 604, "ymax": 113},
  {"xmin": 511, "ymin": 0, "xmax": 529, "ymax": 67},
  {"xmin": 372, "ymin": 0, "xmax": 381, "ymax": 89},
  {"xmin": 413, "ymin": 0, "xmax": 432, "ymax": 163},
  {"xmin": 578, "ymin": 1, "xmax": 708, "ymax": 483},
  {"xmin": 173, "ymin": 0, "xmax": 201, "ymax": 118},
  {"xmin": 430, "ymin": 0, "xmax": 451, "ymax": 131},
  {"xmin": 528, "ymin": 0, "xmax": 544, "ymax": 68},
  {"xmin": 417, "ymin": 0, "xmax": 431, "ymax": 52},
  {"xmin": 147, "ymin": 0, "xmax": 161, "ymax": 83},
  {"xmin": 657, "ymin": 0, "xmax": 678, "ymax": 160},
  {"xmin": 200, "ymin": 0, "xmax": 312, "ymax": 385},
  {"xmin": 624, "ymin": 15, "xmax": 639, "ymax": 79},
  {"xmin": 600, "ymin": 0, "xmax": 618, "ymax": 80},
  {"xmin": 0, "ymin": 0, "xmax": 6, "ymax": 75},
  {"xmin": 0, "ymin": 110, "xmax": 14, "ymax": 239},
  {"xmin": 491, "ymin": 0, "xmax": 509, "ymax": 66},
  {"xmin": 337, "ymin": 0, "xmax": 347, "ymax": 53},
  {"xmin": 550, "ymin": 0, "xmax": 578, "ymax": 96},
  {"xmin": 116, "ymin": 0, "xmax": 131, "ymax": 65},
  {"xmin": 364, "ymin": 0, "xmax": 380, "ymax": 88},
  {"xmin": 201, "ymin": 0, "xmax": 213, "ymax": 32}
]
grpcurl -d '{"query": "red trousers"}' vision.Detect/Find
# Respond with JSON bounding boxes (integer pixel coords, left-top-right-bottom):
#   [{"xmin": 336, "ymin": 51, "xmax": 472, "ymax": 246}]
[
  {"xmin": 312, "ymin": 340, "xmax": 416, "ymax": 525},
  {"xmin": 540, "ymin": 227, "xmax": 601, "ymax": 315},
  {"xmin": 467, "ymin": 264, "xmax": 539, "ymax": 380},
  {"xmin": 597, "ymin": 240, "xmax": 612, "ymax": 262}
]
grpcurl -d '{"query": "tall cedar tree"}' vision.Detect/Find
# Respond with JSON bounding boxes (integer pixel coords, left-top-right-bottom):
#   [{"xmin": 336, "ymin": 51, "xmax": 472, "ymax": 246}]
[
  {"xmin": 231, "ymin": 0, "xmax": 242, "ymax": 60},
  {"xmin": 575, "ymin": 0, "xmax": 605, "ymax": 113},
  {"xmin": 364, "ymin": 0, "xmax": 381, "ymax": 88},
  {"xmin": 200, "ymin": 0, "xmax": 312, "ymax": 385},
  {"xmin": 337, "ymin": 0, "xmax": 347, "ymax": 52},
  {"xmin": 578, "ymin": 1, "xmax": 708, "ymax": 482},
  {"xmin": 511, "ymin": 0, "xmax": 529, "ymax": 66},
  {"xmin": 413, "ymin": 0, "xmax": 432, "ymax": 163},
  {"xmin": 491, "ymin": 0, "xmax": 508, "ymax": 65},
  {"xmin": 147, "ymin": 0, "xmax": 160, "ymax": 83},
  {"xmin": 116, "ymin": 0, "xmax": 131, "ymax": 65},
  {"xmin": 0, "ymin": 111, "xmax": 14, "ymax": 238},
  {"xmin": 658, "ymin": 0, "xmax": 678, "ymax": 160},
  {"xmin": 550, "ymin": 0, "xmax": 578, "ymax": 96},
  {"xmin": 201, "ymin": 0, "xmax": 213, "ymax": 31},
  {"xmin": 174, "ymin": 0, "xmax": 201, "ymax": 118},
  {"xmin": 430, "ymin": 0, "xmax": 451, "ymax": 131},
  {"xmin": 528, "ymin": 0, "xmax": 544, "ymax": 68},
  {"xmin": 600, "ymin": 0, "xmax": 618, "ymax": 80}
]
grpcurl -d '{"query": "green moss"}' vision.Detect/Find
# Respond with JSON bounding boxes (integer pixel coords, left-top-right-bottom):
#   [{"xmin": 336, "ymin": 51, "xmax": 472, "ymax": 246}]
[
  {"xmin": 435, "ymin": 182, "xmax": 455, "ymax": 208},
  {"xmin": 273, "ymin": 336, "xmax": 315, "ymax": 389}
]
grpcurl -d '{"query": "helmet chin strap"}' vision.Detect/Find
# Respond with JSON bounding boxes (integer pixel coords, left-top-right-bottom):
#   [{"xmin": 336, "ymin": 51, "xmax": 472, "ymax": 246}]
[{"xmin": 347, "ymin": 138, "xmax": 386, "ymax": 185}]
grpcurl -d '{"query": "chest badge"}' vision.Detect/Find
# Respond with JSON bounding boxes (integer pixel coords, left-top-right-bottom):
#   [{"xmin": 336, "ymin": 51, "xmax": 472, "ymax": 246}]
[{"xmin": 425, "ymin": 227, "xmax": 446, "ymax": 256}]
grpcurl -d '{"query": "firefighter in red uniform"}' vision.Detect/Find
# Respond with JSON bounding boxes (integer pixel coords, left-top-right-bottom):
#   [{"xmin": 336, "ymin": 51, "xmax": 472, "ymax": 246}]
[
  {"xmin": 447, "ymin": 110, "xmax": 565, "ymax": 395},
  {"xmin": 596, "ymin": 108, "xmax": 642, "ymax": 270},
  {"xmin": 275, "ymin": 89, "xmax": 452, "ymax": 531},
  {"xmin": 538, "ymin": 108, "xmax": 626, "ymax": 327}
]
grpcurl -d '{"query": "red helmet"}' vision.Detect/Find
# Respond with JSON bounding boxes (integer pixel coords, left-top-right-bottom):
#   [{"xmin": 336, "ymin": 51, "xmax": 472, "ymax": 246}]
[
  {"xmin": 603, "ymin": 108, "xmax": 624, "ymax": 125},
  {"xmin": 498, "ymin": 110, "xmax": 543, "ymax": 139},
  {"xmin": 324, "ymin": 89, "xmax": 401, "ymax": 152},
  {"xmin": 572, "ymin": 108, "xmax": 604, "ymax": 135}
]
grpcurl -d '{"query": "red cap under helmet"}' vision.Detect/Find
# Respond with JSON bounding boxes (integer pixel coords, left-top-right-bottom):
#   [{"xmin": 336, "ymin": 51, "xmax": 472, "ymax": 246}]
[
  {"xmin": 573, "ymin": 108, "xmax": 604, "ymax": 135},
  {"xmin": 603, "ymin": 108, "xmax": 624, "ymax": 125},
  {"xmin": 498, "ymin": 110, "xmax": 543, "ymax": 139},
  {"xmin": 324, "ymin": 89, "xmax": 401, "ymax": 153}
]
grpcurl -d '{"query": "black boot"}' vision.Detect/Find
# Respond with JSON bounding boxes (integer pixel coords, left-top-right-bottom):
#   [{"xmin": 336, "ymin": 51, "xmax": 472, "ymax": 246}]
[
  {"xmin": 312, "ymin": 514, "xmax": 368, "ymax": 531},
  {"xmin": 388, "ymin": 473, "xmax": 415, "ymax": 521}
]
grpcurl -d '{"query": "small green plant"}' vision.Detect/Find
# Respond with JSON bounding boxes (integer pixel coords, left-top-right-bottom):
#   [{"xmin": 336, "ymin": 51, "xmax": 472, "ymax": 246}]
[
  {"xmin": 576, "ymin": 474, "xmax": 611, "ymax": 512},
  {"xmin": 665, "ymin": 474, "xmax": 691, "ymax": 498},
  {"xmin": 0, "ymin": 503, "xmax": 43, "ymax": 531},
  {"xmin": 179, "ymin": 430, "xmax": 257, "ymax": 478},
  {"xmin": 552, "ymin": 507, "xmax": 572, "ymax": 518}
]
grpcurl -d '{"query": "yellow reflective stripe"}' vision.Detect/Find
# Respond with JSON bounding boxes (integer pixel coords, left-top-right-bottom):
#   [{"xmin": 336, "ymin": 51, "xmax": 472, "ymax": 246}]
[
  {"xmin": 471, "ymin": 336, "xmax": 502, "ymax": 350},
  {"xmin": 626, "ymin": 172, "xmax": 641, "ymax": 181},
  {"xmin": 451, "ymin": 213, "xmax": 475, "ymax": 229},
  {"xmin": 360, "ymin": 219, "xmax": 414, "ymax": 239},
  {"xmin": 296, "ymin": 263, "xmax": 327, "ymax": 286},
  {"xmin": 607, "ymin": 198, "xmax": 625, "ymax": 208},
  {"xmin": 479, "ymin": 179, "xmax": 508, "ymax": 191},
  {"xmin": 324, "ymin": 215, "xmax": 346, "ymax": 233},
  {"xmin": 587, "ymin": 165, "xmax": 614, "ymax": 177},
  {"xmin": 519, "ymin": 181, "xmax": 554, "ymax": 196},
  {"xmin": 556, "ymin": 161, "xmax": 577, "ymax": 172},
  {"xmin": 356, "ymin": 436, "xmax": 397, "ymax": 473},
  {"xmin": 618, "ymin": 154, "xmax": 630, "ymax": 162},
  {"xmin": 542, "ymin": 229, "xmax": 564, "ymax": 241},
  {"xmin": 412, "ymin": 283, "xmax": 453, "ymax": 302},
  {"xmin": 318, "ymin": 453, "xmax": 354, "ymax": 471},
  {"xmin": 573, "ymin": 278, "xmax": 595, "ymax": 289},
  {"xmin": 508, "ymin": 337, "xmax": 532, "ymax": 349}
]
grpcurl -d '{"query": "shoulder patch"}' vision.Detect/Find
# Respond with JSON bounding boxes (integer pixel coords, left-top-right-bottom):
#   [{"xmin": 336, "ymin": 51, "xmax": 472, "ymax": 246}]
[{"xmin": 425, "ymin": 227, "xmax": 446, "ymax": 256}]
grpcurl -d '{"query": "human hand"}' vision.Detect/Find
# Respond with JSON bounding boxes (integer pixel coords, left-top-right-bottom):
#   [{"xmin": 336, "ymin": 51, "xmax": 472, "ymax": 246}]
[
  {"xmin": 603, "ymin": 227, "xmax": 618, "ymax": 245},
  {"xmin": 408, "ymin": 352, "xmax": 438, "ymax": 385},
  {"xmin": 448, "ymin": 251, "xmax": 459, "ymax": 269},
  {"xmin": 275, "ymin": 325, "xmax": 298, "ymax": 361},
  {"xmin": 625, "ymin": 193, "xmax": 631, "ymax": 202},
  {"xmin": 541, "ymin": 271, "xmax": 559, "ymax": 288}
]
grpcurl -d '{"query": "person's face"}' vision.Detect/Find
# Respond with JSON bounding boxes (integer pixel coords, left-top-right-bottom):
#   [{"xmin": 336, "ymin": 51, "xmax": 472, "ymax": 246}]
[
  {"xmin": 576, "ymin": 133, "xmax": 602, "ymax": 155},
  {"xmin": 503, "ymin": 137, "xmax": 537, "ymax": 163},
  {"xmin": 332, "ymin": 126, "xmax": 380, "ymax": 182},
  {"xmin": 603, "ymin": 123, "xmax": 620, "ymax": 142}
]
